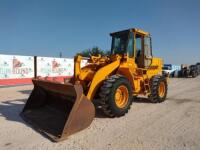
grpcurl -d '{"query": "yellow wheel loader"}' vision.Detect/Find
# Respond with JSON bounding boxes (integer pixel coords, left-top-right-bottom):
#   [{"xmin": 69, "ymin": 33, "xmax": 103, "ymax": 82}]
[{"xmin": 21, "ymin": 28, "xmax": 168, "ymax": 141}]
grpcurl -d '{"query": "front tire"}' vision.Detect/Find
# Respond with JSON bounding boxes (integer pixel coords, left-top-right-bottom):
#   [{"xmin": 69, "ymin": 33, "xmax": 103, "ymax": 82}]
[{"xmin": 98, "ymin": 75, "xmax": 133, "ymax": 117}]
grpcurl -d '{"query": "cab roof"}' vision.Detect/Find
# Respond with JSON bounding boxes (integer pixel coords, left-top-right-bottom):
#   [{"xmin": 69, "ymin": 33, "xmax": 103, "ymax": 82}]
[{"xmin": 110, "ymin": 28, "xmax": 150, "ymax": 36}]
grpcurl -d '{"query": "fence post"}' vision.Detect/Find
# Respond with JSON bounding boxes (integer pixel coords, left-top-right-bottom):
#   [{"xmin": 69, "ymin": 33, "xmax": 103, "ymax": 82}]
[{"xmin": 34, "ymin": 56, "xmax": 37, "ymax": 78}]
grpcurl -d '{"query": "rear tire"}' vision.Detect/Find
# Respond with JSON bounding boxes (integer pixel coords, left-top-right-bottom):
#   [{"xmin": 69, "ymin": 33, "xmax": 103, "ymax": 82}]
[
  {"xmin": 149, "ymin": 75, "xmax": 168, "ymax": 103},
  {"xmin": 191, "ymin": 71, "xmax": 197, "ymax": 78},
  {"xmin": 98, "ymin": 75, "xmax": 133, "ymax": 117}
]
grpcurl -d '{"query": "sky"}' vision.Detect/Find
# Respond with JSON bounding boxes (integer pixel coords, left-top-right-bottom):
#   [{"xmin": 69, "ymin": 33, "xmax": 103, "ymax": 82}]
[{"xmin": 0, "ymin": 0, "xmax": 200, "ymax": 64}]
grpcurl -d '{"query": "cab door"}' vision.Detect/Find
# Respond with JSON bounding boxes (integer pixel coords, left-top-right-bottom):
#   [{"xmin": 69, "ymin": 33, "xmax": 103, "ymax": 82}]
[
  {"xmin": 144, "ymin": 36, "xmax": 152, "ymax": 68},
  {"xmin": 135, "ymin": 33, "xmax": 143, "ymax": 68}
]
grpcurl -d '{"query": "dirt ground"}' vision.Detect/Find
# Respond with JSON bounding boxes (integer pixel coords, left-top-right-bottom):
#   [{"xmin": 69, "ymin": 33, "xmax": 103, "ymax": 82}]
[{"xmin": 0, "ymin": 77, "xmax": 200, "ymax": 150}]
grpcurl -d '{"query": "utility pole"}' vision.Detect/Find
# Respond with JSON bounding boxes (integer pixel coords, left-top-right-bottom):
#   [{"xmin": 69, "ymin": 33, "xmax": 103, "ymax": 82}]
[{"xmin": 59, "ymin": 52, "xmax": 62, "ymax": 58}]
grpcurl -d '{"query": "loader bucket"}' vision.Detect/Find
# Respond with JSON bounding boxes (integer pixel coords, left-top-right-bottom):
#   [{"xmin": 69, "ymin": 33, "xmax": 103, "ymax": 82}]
[{"xmin": 21, "ymin": 79, "xmax": 95, "ymax": 142}]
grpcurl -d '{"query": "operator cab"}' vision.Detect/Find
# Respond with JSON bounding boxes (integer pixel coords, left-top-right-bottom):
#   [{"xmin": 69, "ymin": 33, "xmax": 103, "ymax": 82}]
[{"xmin": 110, "ymin": 28, "xmax": 153, "ymax": 68}]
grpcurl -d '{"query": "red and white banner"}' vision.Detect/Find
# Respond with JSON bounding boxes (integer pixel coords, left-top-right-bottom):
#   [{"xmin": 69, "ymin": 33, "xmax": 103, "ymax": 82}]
[
  {"xmin": 0, "ymin": 54, "xmax": 89, "ymax": 86},
  {"xmin": 37, "ymin": 57, "xmax": 74, "ymax": 77},
  {"xmin": 0, "ymin": 54, "xmax": 34, "ymax": 85},
  {"xmin": 37, "ymin": 57, "xmax": 88, "ymax": 77}
]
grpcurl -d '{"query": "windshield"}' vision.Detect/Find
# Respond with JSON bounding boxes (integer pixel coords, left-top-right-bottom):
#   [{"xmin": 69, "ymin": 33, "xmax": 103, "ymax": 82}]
[{"xmin": 111, "ymin": 32, "xmax": 129, "ymax": 55}]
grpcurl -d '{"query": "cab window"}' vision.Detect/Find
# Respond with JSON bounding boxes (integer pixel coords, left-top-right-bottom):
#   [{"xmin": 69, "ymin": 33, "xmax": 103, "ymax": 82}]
[
  {"xmin": 127, "ymin": 32, "xmax": 134, "ymax": 57},
  {"xmin": 144, "ymin": 37, "xmax": 152, "ymax": 58}
]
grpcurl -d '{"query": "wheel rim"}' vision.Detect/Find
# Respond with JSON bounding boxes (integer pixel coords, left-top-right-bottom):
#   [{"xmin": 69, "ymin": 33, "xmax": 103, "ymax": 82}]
[
  {"xmin": 158, "ymin": 82, "xmax": 166, "ymax": 98},
  {"xmin": 115, "ymin": 85, "xmax": 129, "ymax": 108}
]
